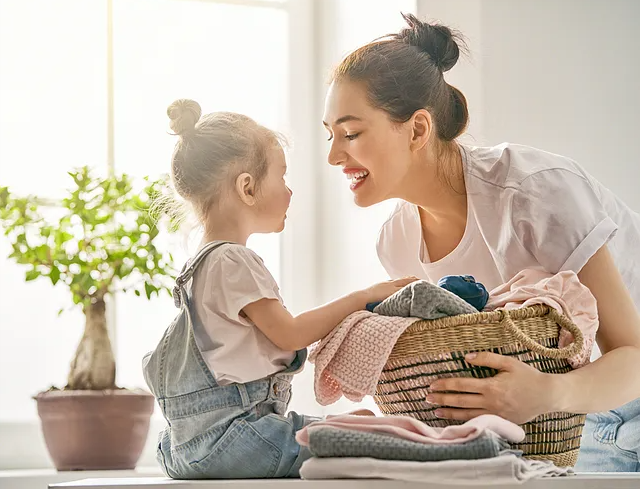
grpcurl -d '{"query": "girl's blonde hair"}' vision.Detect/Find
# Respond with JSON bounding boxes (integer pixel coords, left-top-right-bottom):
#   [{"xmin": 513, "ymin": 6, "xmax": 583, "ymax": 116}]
[{"xmin": 163, "ymin": 99, "xmax": 282, "ymax": 226}]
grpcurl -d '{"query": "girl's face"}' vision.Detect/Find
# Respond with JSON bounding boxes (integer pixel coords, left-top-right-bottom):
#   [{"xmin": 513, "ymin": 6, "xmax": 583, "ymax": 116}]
[
  {"xmin": 323, "ymin": 80, "xmax": 414, "ymax": 207},
  {"xmin": 253, "ymin": 145, "xmax": 292, "ymax": 233}
]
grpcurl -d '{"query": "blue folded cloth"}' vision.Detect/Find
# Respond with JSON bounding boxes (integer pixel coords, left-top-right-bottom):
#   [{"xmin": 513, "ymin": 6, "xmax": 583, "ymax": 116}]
[
  {"xmin": 366, "ymin": 275, "xmax": 488, "ymax": 313},
  {"xmin": 437, "ymin": 275, "xmax": 489, "ymax": 311},
  {"xmin": 366, "ymin": 301, "xmax": 382, "ymax": 312}
]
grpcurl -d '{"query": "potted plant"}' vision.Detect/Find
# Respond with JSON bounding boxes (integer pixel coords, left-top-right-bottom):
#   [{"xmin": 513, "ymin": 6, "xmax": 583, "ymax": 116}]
[{"xmin": 0, "ymin": 166, "xmax": 176, "ymax": 470}]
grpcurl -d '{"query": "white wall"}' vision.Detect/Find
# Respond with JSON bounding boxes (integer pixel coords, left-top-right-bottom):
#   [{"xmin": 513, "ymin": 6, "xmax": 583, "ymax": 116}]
[{"xmin": 419, "ymin": 0, "xmax": 640, "ymax": 209}]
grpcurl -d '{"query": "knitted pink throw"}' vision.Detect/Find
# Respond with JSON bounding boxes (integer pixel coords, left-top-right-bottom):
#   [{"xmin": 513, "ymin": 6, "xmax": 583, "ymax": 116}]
[{"xmin": 308, "ymin": 311, "xmax": 416, "ymax": 405}]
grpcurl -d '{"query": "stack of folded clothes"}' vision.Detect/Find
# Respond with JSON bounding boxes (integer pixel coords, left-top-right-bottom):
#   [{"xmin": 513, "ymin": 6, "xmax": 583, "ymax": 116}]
[{"xmin": 296, "ymin": 414, "xmax": 573, "ymax": 484}]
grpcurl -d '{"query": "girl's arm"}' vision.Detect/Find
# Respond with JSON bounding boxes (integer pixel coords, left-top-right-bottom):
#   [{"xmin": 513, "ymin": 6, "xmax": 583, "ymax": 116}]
[{"xmin": 243, "ymin": 277, "xmax": 416, "ymax": 351}]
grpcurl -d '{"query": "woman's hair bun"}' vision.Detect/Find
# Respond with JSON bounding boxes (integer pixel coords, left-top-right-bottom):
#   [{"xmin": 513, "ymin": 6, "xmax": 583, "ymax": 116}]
[{"xmin": 398, "ymin": 13, "xmax": 463, "ymax": 73}]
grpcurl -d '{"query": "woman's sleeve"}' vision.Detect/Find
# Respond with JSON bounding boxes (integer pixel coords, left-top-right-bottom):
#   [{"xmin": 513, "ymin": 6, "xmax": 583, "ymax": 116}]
[{"xmin": 510, "ymin": 168, "xmax": 618, "ymax": 273}]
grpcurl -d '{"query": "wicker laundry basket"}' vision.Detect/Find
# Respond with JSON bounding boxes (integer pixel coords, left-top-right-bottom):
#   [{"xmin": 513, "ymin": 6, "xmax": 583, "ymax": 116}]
[{"xmin": 374, "ymin": 305, "xmax": 586, "ymax": 467}]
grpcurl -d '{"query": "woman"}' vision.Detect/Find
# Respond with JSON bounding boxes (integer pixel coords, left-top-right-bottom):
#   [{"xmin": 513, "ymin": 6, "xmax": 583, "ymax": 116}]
[{"xmin": 322, "ymin": 13, "xmax": 640, "ymax": 472}]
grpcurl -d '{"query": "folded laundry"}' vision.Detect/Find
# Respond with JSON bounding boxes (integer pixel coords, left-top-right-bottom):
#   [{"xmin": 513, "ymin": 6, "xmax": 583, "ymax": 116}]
[
  {"xmin": 299, "ymin": 453, "xmax": 574, "ymax": 484},
  {"xmin": 308, "ymin": 311, "xmax": 416, "ymax": 404},
  {"xmin": 486, "ymin": 269, "xmax": 598, "ymax": 368},
  {"xmin": 302, "ymin": 426, "xmax": 510, "ymax": 462},
  {"xmin": 311, "ymin": 270, "xmax": 593, "ymax": 408},
  {"xmin": 296, "ymin": 414, "xmax": 525, "ymax": 446},
  {"xmin": 438, "ymin": 275, "xmax": 489, "ymax": 311},
  {"xmin": 365, "ymin": 301, "xmax": 381, "ymax": 312},
  {"xmin": 312, "ymin": 279, "xmax": 501, "ymax": 406},
  {"xmin": 368, "ymin": 276, "xmax": 489, "ymax": 313},
  {"xmin": 373, "ymin": 280, "xmax": 477, "ymax": 319}
]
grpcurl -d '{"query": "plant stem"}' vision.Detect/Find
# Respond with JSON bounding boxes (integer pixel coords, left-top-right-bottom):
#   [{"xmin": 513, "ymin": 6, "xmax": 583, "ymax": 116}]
[{"xmin": 66, "ymin": 297, "xmax": 116, "ymax": 390}]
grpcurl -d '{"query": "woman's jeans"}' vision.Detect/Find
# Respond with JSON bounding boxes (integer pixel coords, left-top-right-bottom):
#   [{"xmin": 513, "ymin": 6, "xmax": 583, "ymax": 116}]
[{"xmin": 576, "ymin": 397, "xmax": 640, "ymax": 472}]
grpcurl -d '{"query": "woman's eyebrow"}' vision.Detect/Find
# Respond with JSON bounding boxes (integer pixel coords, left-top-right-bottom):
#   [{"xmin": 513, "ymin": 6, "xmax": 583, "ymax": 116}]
[{"xmin": 323, "ymin": 115, "xmax": 363, "ymax": 127}]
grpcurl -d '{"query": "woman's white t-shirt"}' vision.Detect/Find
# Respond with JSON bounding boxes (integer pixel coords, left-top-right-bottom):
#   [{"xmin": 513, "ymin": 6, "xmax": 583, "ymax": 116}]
[{"xmin": 377, "ymin": 143, "xmax": 640, "ymax": 308}]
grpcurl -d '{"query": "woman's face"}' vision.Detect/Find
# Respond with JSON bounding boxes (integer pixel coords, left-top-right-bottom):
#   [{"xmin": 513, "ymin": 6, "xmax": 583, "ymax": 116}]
[{"xmin": 323, "ymin": 80, "xmax": 414, "ymax": 207}]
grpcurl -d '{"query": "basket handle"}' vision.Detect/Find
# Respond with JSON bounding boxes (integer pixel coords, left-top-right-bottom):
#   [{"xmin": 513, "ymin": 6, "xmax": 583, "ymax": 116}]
[{"xmin": 497, "ymin": 308, "xmax": 584, "ymax": 360}]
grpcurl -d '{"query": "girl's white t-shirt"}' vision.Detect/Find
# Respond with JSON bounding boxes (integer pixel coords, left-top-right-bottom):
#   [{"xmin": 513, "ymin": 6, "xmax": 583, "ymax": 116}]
[
  {"xmin": 377, "ymin": 143, "xmax": 640, "ymax": 309},
  {"xmin": 190, "ymin": 242, "xmax": 295, "ymax": 385}
]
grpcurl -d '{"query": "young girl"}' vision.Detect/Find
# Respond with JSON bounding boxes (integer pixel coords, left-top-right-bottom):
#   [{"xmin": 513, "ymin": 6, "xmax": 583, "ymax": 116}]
[{"xmin": 142, "ymin": 99, "xmax": 414, "ymax": 479}]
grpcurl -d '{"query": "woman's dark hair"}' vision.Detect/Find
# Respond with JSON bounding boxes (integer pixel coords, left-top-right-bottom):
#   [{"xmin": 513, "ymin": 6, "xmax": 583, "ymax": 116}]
[{"xmin": 332, "ymin": 13, "xmax": 468, "ymax": 142}]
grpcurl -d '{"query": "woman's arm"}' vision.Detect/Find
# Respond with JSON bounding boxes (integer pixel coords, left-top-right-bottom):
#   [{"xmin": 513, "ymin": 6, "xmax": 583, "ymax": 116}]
[
  {"xmin": 551, "ymin": 244, "xmax": 640, "ymax": 412},
  {"xmin": 243, "ymin": 277, "xmax": 416, "ymax": 351},
  {"xmin": 426, "ymin": 245, "xmax": 640, "ymax": 423}
]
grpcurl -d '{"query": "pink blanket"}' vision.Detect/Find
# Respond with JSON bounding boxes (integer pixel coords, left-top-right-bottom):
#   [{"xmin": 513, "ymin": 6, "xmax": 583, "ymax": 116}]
[
  {"xmin": 486, "ymin": 269, "xmax": 598, "ymax": 368},
  {"xmin": 296, "ymin": 413, "xmax": 525, "ymax": 446},
  {"xmin": 308, "ymin": 311, "xmax": 416, "ymax": 405}
]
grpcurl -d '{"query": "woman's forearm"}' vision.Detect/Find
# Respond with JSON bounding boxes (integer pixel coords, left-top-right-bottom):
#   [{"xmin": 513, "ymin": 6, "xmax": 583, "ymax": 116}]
[{"xmin": 551, "ymin": 346, "xmax": 640, "ymax": 413}]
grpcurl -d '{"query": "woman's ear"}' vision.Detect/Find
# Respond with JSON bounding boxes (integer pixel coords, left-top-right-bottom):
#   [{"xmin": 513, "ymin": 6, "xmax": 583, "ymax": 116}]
[
  {"xmin": 409, "ymin": 109, "xmax": 433, "ymax": 152},
  {"xmin": 235, "ymin": 172, "xmax": 256, "ymax": 206}
]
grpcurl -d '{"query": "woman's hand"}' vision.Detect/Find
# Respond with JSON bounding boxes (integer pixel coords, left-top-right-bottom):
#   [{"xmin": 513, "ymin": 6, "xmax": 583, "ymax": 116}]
[
  {"xmin": 426, "ymin": 352, "xmax": 558, "ymax": 425},
  {"xmin": 362, "ymin": 276, "xmax": 418, "ymax": 304}
]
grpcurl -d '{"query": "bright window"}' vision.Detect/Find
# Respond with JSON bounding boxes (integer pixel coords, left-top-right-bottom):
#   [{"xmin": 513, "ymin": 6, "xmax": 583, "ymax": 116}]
[{"xmin": 0, "ymin": 0, "xmax": 286, "ymax": 425}]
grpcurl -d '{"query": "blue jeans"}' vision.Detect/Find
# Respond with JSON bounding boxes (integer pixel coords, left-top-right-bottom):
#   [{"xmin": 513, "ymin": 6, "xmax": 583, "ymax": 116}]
[
  {"xmin": 575, "ymin": 398, "xmax": 640, "ymax": 472},
  {"xmin": 158, "ymin": 406, "xmax": 320, "ymax": 479}
]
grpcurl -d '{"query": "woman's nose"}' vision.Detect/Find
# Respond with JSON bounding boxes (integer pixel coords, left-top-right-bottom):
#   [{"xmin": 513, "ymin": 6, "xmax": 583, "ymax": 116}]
[{"xmin": 327, "ymin": 141, "xmax": 346, "ymax": 167}]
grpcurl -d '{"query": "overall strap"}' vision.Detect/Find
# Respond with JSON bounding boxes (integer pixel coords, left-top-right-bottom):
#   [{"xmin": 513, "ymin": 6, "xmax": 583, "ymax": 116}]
[{"xmin": 173, "ymin": 241, "xmax": 231, "ymax": 308}]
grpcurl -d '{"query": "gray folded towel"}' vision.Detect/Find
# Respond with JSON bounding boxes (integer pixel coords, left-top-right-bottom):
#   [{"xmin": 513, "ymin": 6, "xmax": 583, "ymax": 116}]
[
  {"xmin": 374, "ymin": 280, "xmax": 477, "ymax": 320},
  {"xmin": 307, "ymin": 426, "xmax": 510, "ymax": 462}
]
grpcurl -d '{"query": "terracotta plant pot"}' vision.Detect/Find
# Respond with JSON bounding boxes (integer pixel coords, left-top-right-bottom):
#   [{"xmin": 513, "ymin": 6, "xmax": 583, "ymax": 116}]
[{"xmin": 35, "ymin": 389, "xmax": 155, "ymax": 471}]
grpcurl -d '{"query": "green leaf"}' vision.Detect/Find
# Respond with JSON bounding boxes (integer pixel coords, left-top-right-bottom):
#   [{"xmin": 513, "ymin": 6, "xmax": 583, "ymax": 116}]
[
  {"xmin": 0, "ymin": 186, "xmax": 9, "ymax": 205},
  {"xmin": 25, "ymin": 270, "xmax": 40, "ymax": 281},
  {"xmin": 49, "ymin": 266, "xmax": 61, "ymax": 285},
  {"xmin": 144, "ymin": 282, "xmax": 154, "ymax": 299},
  {"xmin": 79, "ymin": 274, "xmax": 94, "ymax": 291},
  {"xmin": 35, "ymin": 245, "xmax": 49, "ymax": 262},
  {"xmin": 134, "ymin": 289, "xmax": 141, "ymax": 297}
]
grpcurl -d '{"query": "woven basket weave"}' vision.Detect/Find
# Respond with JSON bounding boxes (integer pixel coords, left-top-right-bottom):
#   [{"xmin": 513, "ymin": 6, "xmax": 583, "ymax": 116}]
[{"xmin": 373, "ymin": 305, "xmax": 586, "ymax": 467}]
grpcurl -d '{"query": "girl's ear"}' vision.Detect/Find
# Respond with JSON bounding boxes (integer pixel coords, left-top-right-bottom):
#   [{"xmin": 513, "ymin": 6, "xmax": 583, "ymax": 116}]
[{"xmin": 235, "ymin": 172, "xmax": 256, "ymax": 206}]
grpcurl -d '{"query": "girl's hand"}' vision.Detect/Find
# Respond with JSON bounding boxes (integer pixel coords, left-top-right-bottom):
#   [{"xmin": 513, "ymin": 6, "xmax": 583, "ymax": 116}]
[
  {"xmin": 363, "ymin": 276, "xmax": 418, "ymax": 304},
  {"xmin": 426, "ymin": 352, "xmax": 559, "ymax": 425},
  {"xmin": 244, "ymin": 276, "xmax": 418, "ymax": 351}
]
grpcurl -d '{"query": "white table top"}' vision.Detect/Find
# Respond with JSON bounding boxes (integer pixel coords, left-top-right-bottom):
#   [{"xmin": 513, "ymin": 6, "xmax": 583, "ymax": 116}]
[{"xmin": 50, "ymin": 473, "xmax": 640, "ymax": 489}]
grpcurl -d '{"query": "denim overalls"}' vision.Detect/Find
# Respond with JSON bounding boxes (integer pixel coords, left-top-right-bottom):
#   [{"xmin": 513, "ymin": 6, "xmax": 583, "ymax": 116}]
[{"xmin": 142, "ymin": 242, "xmax": 319, "ymax": 479}]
